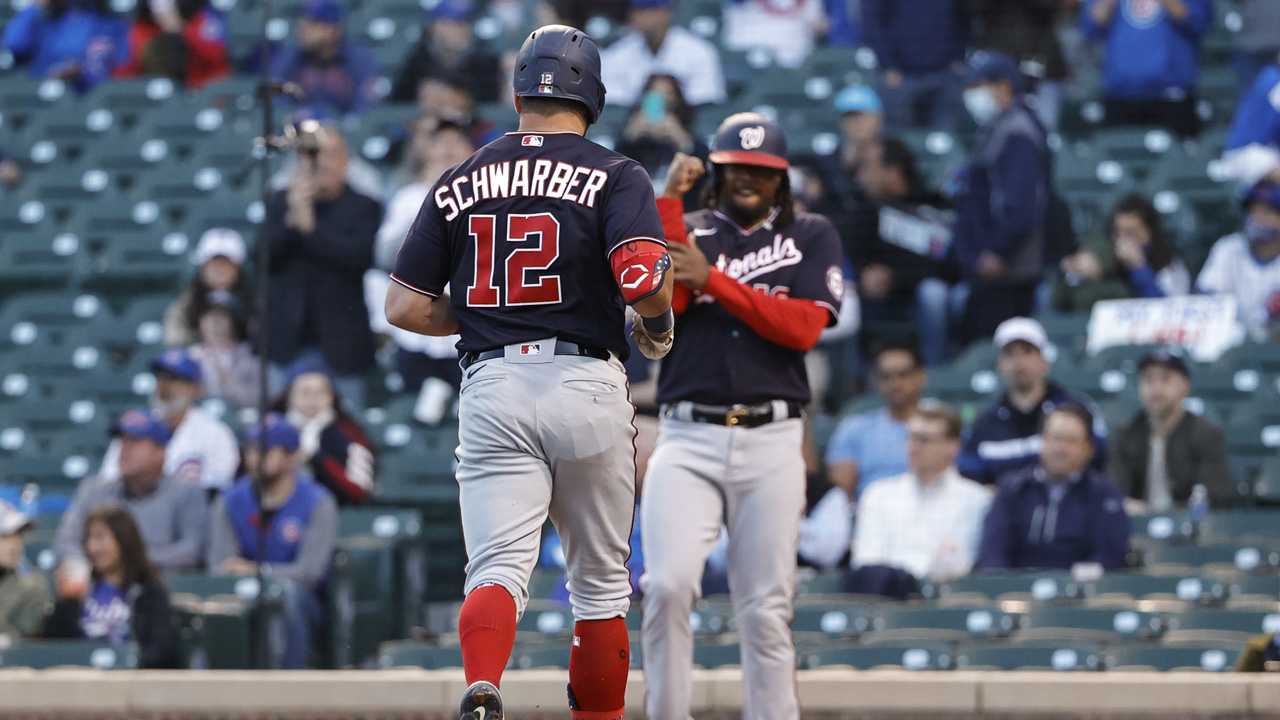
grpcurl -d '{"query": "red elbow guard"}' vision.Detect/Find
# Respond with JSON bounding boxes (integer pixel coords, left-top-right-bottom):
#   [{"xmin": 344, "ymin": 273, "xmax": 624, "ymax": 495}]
[{"xmin": 611, "ymin": 240, "xmax": 670, "ymax": 305}]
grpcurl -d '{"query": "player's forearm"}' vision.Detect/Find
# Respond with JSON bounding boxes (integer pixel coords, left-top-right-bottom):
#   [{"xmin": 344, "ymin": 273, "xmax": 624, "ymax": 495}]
[
  {"xmin": 385, "ymin": 283, "xmax": 459, "ymax": 336},
  {"xmin": 632, "ymin": 271, "xmax": 674, "ymax": 318},
  {"xmin": 701, "ymin": 269, "xmax": 829, "ymax": 351}
]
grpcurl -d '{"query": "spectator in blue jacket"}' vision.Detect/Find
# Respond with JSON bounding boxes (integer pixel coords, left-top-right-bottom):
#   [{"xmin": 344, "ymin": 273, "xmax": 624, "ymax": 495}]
[
  {"xmin": 1221, "ymin": 56, "xmax": 1280, "ymax": 191},
  {"xmin": 1, "ymin": 0, "xmax": 127, "ymax": 94},
  {"xmin": 976, "ymin": 403, "xmax": 1131, "ymax": 571},
  {"xmin": 959, "ymin": 317, "xmax": 1107, "ymax": 485},
  {"xmin": 952, "ymin": 51, "xmax": 1052, "ymax": 345},
  {"xmin": 269, "ymin": 0, "xmax": 380, "ymax": 118},
  {"xmin": 1081, "ymin": 0, "xmax": 1213, "ymax": 138},
  {"xmin": 861, "ymin": 0, "xmax": 969, "ymax": 132},
  {"xmin": 207, "ymin": 413, "xmax": 338, "ymax": 669}
]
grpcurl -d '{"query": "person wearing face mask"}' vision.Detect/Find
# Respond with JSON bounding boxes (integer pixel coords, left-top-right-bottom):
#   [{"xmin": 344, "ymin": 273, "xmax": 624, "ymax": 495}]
[
  {"xmin": 164, "ymin": 228, "xmax": 255, "ymax": 347},
  {"xmin": 96, "ymin": 348, "xmax": 239, "ymax": 495},
  {"xmin": 951, "ymin": 50, "xmax": 1052, "ymax": 346},
  {"xmin": 1053, "ymin": 193, "xmax": 1191, "ymax": 312},
  {"xmin": 1196, "ymin": 182, "xmax": 1280, "ymax": 341},
  {"xmin": 1, "ymin": 0, "xmax": 127, "ymax": 93}
]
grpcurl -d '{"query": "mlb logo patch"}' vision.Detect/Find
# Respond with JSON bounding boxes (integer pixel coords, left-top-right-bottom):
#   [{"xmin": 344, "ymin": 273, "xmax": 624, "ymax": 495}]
[
  {"xmin": 520, "ymin": 343, "xmax": 542, "ymax": 355},
  {"xmin": 538, "ymin": 85, "xmax": 553, "ymax": 94},
  {"xmin": 541, "ymin": 72, "xmax": 554, "ymax": 84},
  {"xmin": 522, "ymin": 135, "xmax": 544, "ymax": 147}
]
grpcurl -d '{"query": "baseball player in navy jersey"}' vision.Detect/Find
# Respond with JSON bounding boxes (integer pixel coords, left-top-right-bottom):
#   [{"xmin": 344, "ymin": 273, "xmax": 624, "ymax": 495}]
[
  {"xmin": 639, "ymin": 113, "xmax": 845, "ymax": 720},
  {"xmin": 384, "ymin": 25, "xmax": 675, "ymax": 720}
]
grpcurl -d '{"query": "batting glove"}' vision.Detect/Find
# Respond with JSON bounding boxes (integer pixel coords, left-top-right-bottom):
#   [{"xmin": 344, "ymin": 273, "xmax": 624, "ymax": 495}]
[{"xmin": 631, "ymin": 309, "xmax": 674, "ymax": 360}]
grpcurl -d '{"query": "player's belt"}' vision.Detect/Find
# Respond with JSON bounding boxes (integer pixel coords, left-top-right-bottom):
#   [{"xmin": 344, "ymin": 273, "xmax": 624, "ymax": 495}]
[
  {"xmin": 460, "ymin": 340, "xmax": 611, "ymax": 369},
  {"xmin": 661, "ymin": 400, "xmax": 803, "ymax": 428}
]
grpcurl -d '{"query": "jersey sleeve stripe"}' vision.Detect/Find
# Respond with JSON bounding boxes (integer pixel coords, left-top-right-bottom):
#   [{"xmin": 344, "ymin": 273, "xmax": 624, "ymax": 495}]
[
  {"xmin": 813, "ymin": 300, "xmax": 840, "ymax": 319},
  {"xmin": 389, "ymin": 274, "xmax": 442, "ymax": 298},
  {"xmin": 607, "ymin": 236, "xmax": 668, "ymax": 257}
]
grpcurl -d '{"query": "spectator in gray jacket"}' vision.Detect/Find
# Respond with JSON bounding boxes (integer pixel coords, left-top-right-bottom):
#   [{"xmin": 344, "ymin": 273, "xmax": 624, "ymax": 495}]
[
  {"xmin": 55, "ymin": 410, "xmax": 208, "ymax": 572},
  {"xmin": 207, "ymin": 414, "xmax": 337, "ymax": 669},
  {"xmin": 1107, "ymin": 350, "xmax": 1234, "ymax": 511}
]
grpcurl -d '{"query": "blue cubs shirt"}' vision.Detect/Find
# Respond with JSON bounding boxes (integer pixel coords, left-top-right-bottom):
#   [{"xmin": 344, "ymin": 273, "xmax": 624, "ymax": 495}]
[
  {"xmin": 81, "ymin": 581, "xmax": 131, "ymax": 644},
  {"xmin": 391, "ymin": 131, "xmax": 667, "ymax": 362},
  {"xmin": 223, "ymin": 475, "xmax": 329, "ymax": 565},
  {"xmin": 657, "ymin": 209, "xmax": 844, "ymax": 405}
]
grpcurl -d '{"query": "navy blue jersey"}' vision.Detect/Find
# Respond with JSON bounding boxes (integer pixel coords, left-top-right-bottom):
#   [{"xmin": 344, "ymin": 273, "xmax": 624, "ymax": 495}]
[
  {"xmin": 391, "ymin": 131, "xmax": 666, "ymax": 361},
  {"xmin": 657, "ymin": 209, "xmax": 844, "ymax": 405}
]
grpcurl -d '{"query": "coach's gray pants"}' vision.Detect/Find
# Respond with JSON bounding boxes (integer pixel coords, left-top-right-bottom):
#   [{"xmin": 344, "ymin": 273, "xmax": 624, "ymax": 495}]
[
  {"xmin": 640, "ymin": 416, "xmax": 805, "ymax": 720},
  {"xmin": 456, "ymin": 343, "xmax": 636, "ymax": 622}
]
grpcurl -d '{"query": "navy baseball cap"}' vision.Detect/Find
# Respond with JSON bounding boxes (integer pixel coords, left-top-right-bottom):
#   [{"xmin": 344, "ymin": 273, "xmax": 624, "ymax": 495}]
[
  {"xmin": 709, "ymin": 112, "xmax": 788, "ymax": 170},
  {"xmin": 426, "ymin": 0, "xmax": 469, "ymax": 22},
  {"xmin": 245, "ymin": 413, "xmax": 301, "ymax": 453},
  {"xmin": 301, "ymin": 0, "xmax": 344, "ymax": 23},
  {"xmin": 284, "ymin": 353, "xmax": 336, "ymax": 387},
  {"xmin": 966, "ymin": 49, "xmax": 1022, "ymax": 87},
  {"xmin": 1244, "ymin": 181, "xmax": 1280, "ymax": 213},
  {"xmin": 630, "ymin": 0, "xmax": 671, "ymax": 8},
  {"xmin": 1139, "ymin": 348, "xmax": 1190, "ymax": 378},
  {"xmin": 150, "ymin": 347, "xmax": 201, "ymax": 384},
  {"xmin": 111, "ymin": 409, "xmax": 172, "ymax": 446},
  {"xmin": 834, "ymin": 84, "xmax": 882, "ymax": 114}
]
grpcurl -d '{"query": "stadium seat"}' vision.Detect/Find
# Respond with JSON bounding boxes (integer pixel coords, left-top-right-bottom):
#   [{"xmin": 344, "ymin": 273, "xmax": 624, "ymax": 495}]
[
  {"xmin": 1199, "ymin": 511, "xmax": 1280, "ymax": 543},
  {"xmin": 510, "ymin": 641, "xmax": 572, "ymax": 669},
  {"xmin": 693, "ymin": 641, "xmax": 742, "ymax": 669},
  {"xmin": 1253, "ymin": 459, "xmax": 1280, "ymax": 506},
  {"xmin": 791, "ymin": 603, "xmax": 871, "ymax": 640},
  {"xmin": 337, "ymin": 506, "xmax": 426, "ymax": 637},
  {"xmin": 1143, "ymin": 543, "xmax": 1279, "ymax": 573},
  {"xmin": 0, "ymin": 227, "xmax": 90, "ymax": 296},
  {"xmin": 515, "ymin": 602, "xmax": 576, "ymax": 639},
  {"xmin": 1104, "ymin": 642, "xmax": 1241, "ymax": 672},
  {"xmin": 1163, "ymin": 609, "xmax": 1280, "ymax": 645},
  {"xmin": 1085, "ymin": 573, "xmax": 1228, "ymax": 604},
  {"xmin": 1018, "ymin": 607, "xmax": 1164, "ymax": 643},
  {"xmin": 329, "ymin": 534, "xmax": 400, "ymax": 666},
  {"xmin": 863, "ymin": 605, "xmax": 1016, "ymax": 644},
  {"xmin": 167, "ymin": 574, "xmax": 285, "ymax": 669},
  {"xmin": 0, "ymin": 641, "xmax": 139, "ymax": 669},
  {"xmin": 800, "ymin": 643, "xmax": 953, "ymax": 671},
  {"xmin": 922, "ymin": 572, "xmax": 1080, "ymax": 603},
  {"xmin": 377, "ymin": 640, "xmax": 463, "ymax": 669},
  {"xmin": 952, "ymin": 642, "xmax": 1102, "ymax": 671}
]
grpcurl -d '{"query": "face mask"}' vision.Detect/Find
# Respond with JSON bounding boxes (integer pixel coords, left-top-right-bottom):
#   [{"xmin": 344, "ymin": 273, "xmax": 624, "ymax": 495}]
[
  {"xmin": 1245, "ymin": 217, "xmax": 1280, "ymax": 246},
  {"xmin": 150, "ymin": 394, "xmax": 192, "ymax": 421},
  {"xmin": 963, "ymin": 86, "xmax": 1000, "ymax": 125}
]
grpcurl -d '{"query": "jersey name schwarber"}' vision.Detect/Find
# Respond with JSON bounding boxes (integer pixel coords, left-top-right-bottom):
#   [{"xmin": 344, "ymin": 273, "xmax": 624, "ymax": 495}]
[{"xmin": 432, "ymin": 158, "xmax": 611, "ymax": 220}]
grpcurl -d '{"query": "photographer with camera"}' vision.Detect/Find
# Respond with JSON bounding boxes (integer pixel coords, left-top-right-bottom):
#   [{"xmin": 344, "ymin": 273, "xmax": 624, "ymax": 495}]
[{"xmin": 258, "ymin": 121, "xmax": 381, "ymax": 411}]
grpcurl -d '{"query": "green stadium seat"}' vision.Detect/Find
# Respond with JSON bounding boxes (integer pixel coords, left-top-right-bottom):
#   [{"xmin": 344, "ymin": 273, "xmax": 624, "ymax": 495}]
[
  {"xmin": 1086, "ymin": 572, "xmax": 1228, "ymax": 604},
  {"xmin": 1253, "ymin": 459, "xmax": 1280, "ymax": 506},
  {"xmin": 196, "ymin": 597, "xmax": 258, "ymax": 669},
  {"xmin": 1018, "ymin": 607, "xmax": 1163, "ymax": 643},
  {"xmin": 377, "ymin": 640, "xmax": 464, "ymax": 669},
  {"xmin": 515, "ymin": 601, "xmax": 576, "ymax": 639},
  {"xmin": 1104, "ymin": 642, "xmax": 1241, "ymax": 672},
  {"xmin": 1220, "ymin": 341, "xmax": 1280, "ymax": 375},
  {"xmin": 510, "ymin": 641, "xmax": 572, "ymax": 669},
  {"xmin": 329, "ymin": 534, "xmax": 400, "ymax": 666},
  {"xmin": 922, "ymin": 572, "xmax": 1080, "ymax": 603},
  {"xmin": 84, "ymin": 231, "xmax": 191, "ymax": 297},
  {"xmin": 691, "ymin": 598, "xmax": 737, "ymax": 637},
  {"xmin": 337, "ymin": 506, "xmax": 426, "ymax": 637},
  {"xmin": 0, "ymin": 228, "xmax": 91, "ymax": 296},
  {"xmin": 132, "ymin": 104, "xmax": 231, "ymax": 155},
  {"xmin": 693, "ymin": 641, "xmax": 741, "ymax": 669},
  {"xmin": 1089, "ymin": 127, "xmax": 1175, "ymax": 179},
  {"xmin": 800, "ymin": 643, "xmax": 953, "ymax": 670},
  {"xmin": 1227, "ymin": 574, "xmax": 1280, "ymax": 602},
  {"xmin": 1144, "ymin": 543, "xmax": 1279, "ymax": 572},
  {"xmin": 790, "ymin": 604, "xmax": 871, "ymax": 640},
  {"xmin": 863, "ymin": 605, "xmax": 1016, "ymax": 644},
  {"xmin": 1163, "ymin": 609, "xmax": 1280, "ymax": 645},
  {"xmin": 0, "ymin": 641, "xmax": 139, "ymax": 669},
  {"xmin": 953, "ymin": 642, "xmax": 1102, "ymax": 671},
  {"xmin": 1199, "ymin": 510, "xmax": 1280, "ymax": 543},
  {"xmin": 167, "ymin": 574, "xmax": 285, "ymax": 669}
]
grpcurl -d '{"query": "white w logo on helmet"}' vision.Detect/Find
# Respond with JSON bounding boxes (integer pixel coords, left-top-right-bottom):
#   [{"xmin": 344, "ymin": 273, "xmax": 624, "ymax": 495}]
[{"xmin": 738, "ymin": 126, "xmax": 766, "ymax": 150}]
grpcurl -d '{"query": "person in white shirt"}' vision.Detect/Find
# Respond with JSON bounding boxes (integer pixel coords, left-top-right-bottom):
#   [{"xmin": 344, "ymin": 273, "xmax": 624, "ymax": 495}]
[
  {"xmin": 1196, "ymin": 181, "xmax": 1280, "ymax": 340},
  {"xmin": 599, "ymin": 0, "xmax": 727, "ymax": 108},
  {"xmin": 850, "ymin": 403, "xmax": 992, "ymax": 592},
  {"xmin": 98, "ymin": 348, "xmax": 240, "ymax": 495},
  {"xmin": 722, "ymin": 0, "xmax": 826, "ymax": 69}
]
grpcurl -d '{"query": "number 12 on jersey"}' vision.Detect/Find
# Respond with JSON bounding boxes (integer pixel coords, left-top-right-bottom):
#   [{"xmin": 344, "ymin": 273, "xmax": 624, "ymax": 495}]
[{"xmin": 467, "ymin": 213, "xmax": 563, "ymax": 307}]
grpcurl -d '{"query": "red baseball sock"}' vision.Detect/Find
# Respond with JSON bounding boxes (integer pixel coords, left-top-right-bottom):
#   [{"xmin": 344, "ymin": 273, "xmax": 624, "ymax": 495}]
[
  {"xmin": 458, "ymin": 584, "xmax": 517, "ymax": 688},
  {"xmin": 567, "ymin": 618, "xmax": 629, "ymax": 720}
]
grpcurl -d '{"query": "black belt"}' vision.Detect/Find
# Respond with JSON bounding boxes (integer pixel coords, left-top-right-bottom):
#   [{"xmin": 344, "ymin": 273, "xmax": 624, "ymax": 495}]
[
  {"xmin": 460, "ymin": 340, "xmax": 611, "ymax": 370},
  {"xmin": 662, "ymin": 400, "xmax": 804, "ymax": 428}
]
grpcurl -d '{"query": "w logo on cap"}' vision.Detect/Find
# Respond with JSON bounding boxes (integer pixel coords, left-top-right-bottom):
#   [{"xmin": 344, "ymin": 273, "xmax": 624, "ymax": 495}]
[{"xmin": 739, "ymin": 126, "xmax": 766, "ymax": 150}]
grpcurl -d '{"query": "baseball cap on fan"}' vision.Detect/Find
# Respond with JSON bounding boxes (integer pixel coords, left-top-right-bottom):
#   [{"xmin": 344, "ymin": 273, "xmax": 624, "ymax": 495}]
[
  {"xmin": 244, "ymin": 413, "xmax": 301, "ymax": 453},
  {"xmin": 993, "ymin": 317, "xmax": 1048, "ymax": 352},
  {"xmin": 426, "ymin": 0, "xmax": 470, "ymax": 22},
  {"xmin": 110, "ymin": 409, "xmax": 172, "ymax": 446},
  {"xmin": 300, "ymin": 0, "xmax": 344, "ymax": 23},
  {"xmin": 0, "ymin": 499, "xmax": 34, "ymax": 537},
  {"xmin": 834, "ymin": 85, "xmax": 882, "ymax": 115},
  {"xmin": 193, "ymin": 228, "xmax": 246, "ymax": 266}
]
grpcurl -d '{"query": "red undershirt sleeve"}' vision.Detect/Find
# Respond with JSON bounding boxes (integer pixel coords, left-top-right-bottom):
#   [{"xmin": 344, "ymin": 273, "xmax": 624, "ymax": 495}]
[
  {"xmin": 656, "ymin": 197, "xmax": 693, "ymax": 314},
  {"xmin": 701, "ymin": 268, "xmax": 830, "ymax": 352}
]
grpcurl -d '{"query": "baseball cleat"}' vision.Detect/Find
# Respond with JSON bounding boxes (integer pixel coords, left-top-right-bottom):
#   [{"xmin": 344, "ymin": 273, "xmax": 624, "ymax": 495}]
[{"xmin": 459, "ymin": 680, "xmax": 503, "ymax": 720}]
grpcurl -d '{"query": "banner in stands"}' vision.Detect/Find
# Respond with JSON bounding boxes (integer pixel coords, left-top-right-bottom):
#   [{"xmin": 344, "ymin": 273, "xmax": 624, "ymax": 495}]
[{"xmin": 1086, "ymin": 295, "xmax": 1243, "ymax": 362}]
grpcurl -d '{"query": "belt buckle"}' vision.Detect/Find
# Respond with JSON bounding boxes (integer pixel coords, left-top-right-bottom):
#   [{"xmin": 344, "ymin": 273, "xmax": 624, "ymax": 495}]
[{"xmin": 725, "ymin": 407, "xmax": 749, "ymax": 427}]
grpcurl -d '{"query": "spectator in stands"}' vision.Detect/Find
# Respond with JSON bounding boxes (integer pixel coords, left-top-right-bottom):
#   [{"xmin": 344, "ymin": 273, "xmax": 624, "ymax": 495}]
[
  {"xmin": 1108, "ymin": 349, "xmax": 1233, "ymax": 511},
  {"xmin": 827, "ymin": 84, "xmax": 884, "ymax": 195},
  {"xmin": 98, "ymin": 348, "xmax": 240, "ymax": 493},
  {"xmin": 971, "ymin": 0, "xmax": 1071, "ymax": 132},
  {"xmin": 412, "ymin": 75, "xmax": 504, "ymax": 150},
  {"xmin": 164, "ymin": 228, "xmax": 254, "ymax": 346},
  {"xmin": 0, "ymin": 148, "xmax": 21, "ymax": 189},
  {"xmin": 59, "ymin": 411, "xmax": 208, "ymax": 572},
  {"xmin": 599, "ymin": 0, "xmax": 727, "ymax": 107},
  {"xmin": 617, "ymin": 74, "xmax": 708, "ymax": 209},
  {"xmin": 959, "ymin": 318, "xmax": 1107, "ymax": 485},
  {"xmin": 825, "ymin": 339, "xmax": 927, "ymax": 499},
  {"xmin": 272, "ymin": 356, "xmax": 375, "ymax": 505},
  {"xmin": 259, "ymin": 123, "xmax": 380, "ymax": 410},
  {"xmin": 45, "ymin": 506, "xmax": 177, "ymax": 668},
  {"xmin": 1081, "ymin": 0, "xmax": 1211, "ymax": 138},
  {"xmin": 1, "ymin": 0, "xmax": 127, "ymax": 93},
  {"xmin": 860, "ymin": 0, "xmax": 968, "ymax": 132},
  {"xmin": 269, "ymin": 0, "xmax": 379, "ymax": 118},
  {"xmin": 848, "ymin": 136, "xmax": 957, "ymax": 367},
  {"xmin": 208, "ymin": 413, "xmax": 337, "ymax": 669},
  {"xmin": 115, "ymin": 0, "xmax": 230, "ymax": 89},
  {"xmin": 848, "ymin": 404, "xmax": 993, "ymax": 596},
  {"xmin": 721, "ymin": 0, "xmax": 826, "ymax": 69},
  {"xmin": 1223, "ymin": 52, "xmax": 1280, "ymax": 191},
  {"xmin": 976, "ymin": 403, "xmax": 1130, "ymax": 571},
  {"xmin": 189, "ymin": 291, "xmax": 261, "ymax": 411},
  {"xmin": 390, "ymin": 0, "xmax": 500, "ymax": 104},
  {"xmin": 1196, "ymin": 181, "xmax": 1280, "ymax": 340},
  {"xmin": 952, "ymin": 51, "xmax": 1051, "ymax": 345},
  {"xmin": 0, "ymin": 501, "xmax": 50, "ymax": 644},
  {"xmin": 1229, "ymin": 1, "xmax": 1280, "ymax": 94},
  {"xmin": 1053, "ymin": 193, "xmax": 1191, "ymax": 313}
]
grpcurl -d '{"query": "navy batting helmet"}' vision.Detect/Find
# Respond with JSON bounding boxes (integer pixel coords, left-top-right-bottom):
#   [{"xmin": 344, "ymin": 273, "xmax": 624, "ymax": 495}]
[
  {"xmin": 513, "ymin": 24, "xmax": 606, "ymax": 125},
  {"xmin": 709, "ymin": 112, "xmax": 788, "ymax": 170}
]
